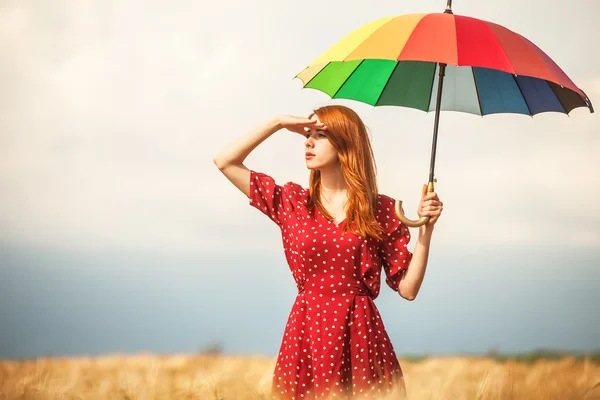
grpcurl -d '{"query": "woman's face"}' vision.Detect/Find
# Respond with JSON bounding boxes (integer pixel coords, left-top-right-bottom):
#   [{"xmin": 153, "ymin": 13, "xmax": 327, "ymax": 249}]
[{"xmin": 304, "ymin": 114, "xmax": 339, "ymax": 171}]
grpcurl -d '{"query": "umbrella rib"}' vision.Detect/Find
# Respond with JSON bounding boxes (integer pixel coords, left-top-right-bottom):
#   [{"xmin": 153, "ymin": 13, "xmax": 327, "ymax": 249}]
[
  {"xmin": 330, "ymin": 59, "xmax": 365, "ymax": 99},
  {"xmin": 511, "ymin": 74, "xmax": 533, "ymax": 117},
  {"xmin": 303, "ymin": 62, "xmax": 331, "ymax": 88},
  {"xmin": 547, "ymin": 81, "xmax": 569, "ymax": 115},
  {"xmin": 581, "ymin": 89, "xmax": 595, "ymax": 113},
  {"xmin": 514, "ymin": 32, "xmax": 563, "ymax": 90},
  {"xmin": 374, "ymin": 61, "xmax": 401, "ymax": 106},
  {"xmin": 471, "ymin": 67, "xmax": 484, "ymax": 116},
  {"xmin": 481, "ymin": 22, "xmax": 517, "ymax": 75}
]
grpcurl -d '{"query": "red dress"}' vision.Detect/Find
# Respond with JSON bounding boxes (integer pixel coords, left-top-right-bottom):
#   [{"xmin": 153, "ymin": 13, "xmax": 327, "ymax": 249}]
[{"xmin": 249, "ymin": 170, "xmax": 413, "ymax": 400}]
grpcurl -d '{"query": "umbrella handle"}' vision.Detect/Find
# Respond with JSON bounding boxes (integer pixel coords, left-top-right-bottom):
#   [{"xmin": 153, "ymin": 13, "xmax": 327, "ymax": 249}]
[{"xmin": 394, "ymin": 181, "xmax": 435, "ymax": 228}]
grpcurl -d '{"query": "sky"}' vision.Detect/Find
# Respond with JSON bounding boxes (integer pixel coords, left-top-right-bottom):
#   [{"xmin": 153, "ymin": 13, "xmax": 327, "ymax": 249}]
[{"xmin": 0, "ymin": 0, "xmax": 599, "ymax": 359}]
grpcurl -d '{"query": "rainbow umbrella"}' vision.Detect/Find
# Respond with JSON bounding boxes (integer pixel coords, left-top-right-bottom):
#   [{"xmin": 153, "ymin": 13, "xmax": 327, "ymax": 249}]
[{"xmin": 295, "ymin": 0, "xmax": 594, "ymax": 227}]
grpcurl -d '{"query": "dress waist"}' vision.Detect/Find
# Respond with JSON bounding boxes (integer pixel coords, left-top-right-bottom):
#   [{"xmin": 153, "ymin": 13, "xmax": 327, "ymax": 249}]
[{"xmin": 297, "ymin": 280, "xmax": 373, "ymax": 298}]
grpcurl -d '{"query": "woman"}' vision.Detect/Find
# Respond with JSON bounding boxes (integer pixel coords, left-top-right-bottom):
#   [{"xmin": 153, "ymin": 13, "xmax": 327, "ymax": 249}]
[{"xmin": 213, "ymin": 105, "xmax": 443, "ymax": 400}]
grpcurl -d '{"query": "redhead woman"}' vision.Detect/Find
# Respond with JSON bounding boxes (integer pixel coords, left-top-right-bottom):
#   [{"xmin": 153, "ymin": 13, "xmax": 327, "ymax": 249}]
[{"xmin": 213, "ymin": 105, "xmax": 443, "ymax": 400}]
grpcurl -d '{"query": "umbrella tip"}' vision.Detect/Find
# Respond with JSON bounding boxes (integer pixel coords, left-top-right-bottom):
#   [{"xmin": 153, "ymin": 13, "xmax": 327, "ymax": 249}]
[{"xmin": 444, "ymin": 0, "xmax": 453, "ymax": 14}]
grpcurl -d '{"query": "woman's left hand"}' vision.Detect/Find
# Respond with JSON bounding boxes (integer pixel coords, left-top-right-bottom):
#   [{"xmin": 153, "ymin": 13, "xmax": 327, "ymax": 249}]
[{"xmin": 417, "ymin": 184, "xmax": 443, "ymax": 226}]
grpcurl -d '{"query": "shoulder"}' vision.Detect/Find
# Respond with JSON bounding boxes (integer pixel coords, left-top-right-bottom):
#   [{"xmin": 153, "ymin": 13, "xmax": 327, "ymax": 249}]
[
  {"xmin": 249, "ymin": 170, "xmax": 310, "ymax": 206},
  {"xmin": 376, "ymin": 193, "xmax": 397, "ymax": 215},
  {"xmin": 251, "ymin": 171, "xmax": 306, "ymax": 195},
  {"xmin": 376, "ymin": 193, "xmax": 402, "ymax": 234},
  {"xmin": 377, "ymin": 193, "xmax": 395, "ymax": 207},
  {"xmin": 283, "ymin": 181, "xmax": 309, "ymax": 201}
]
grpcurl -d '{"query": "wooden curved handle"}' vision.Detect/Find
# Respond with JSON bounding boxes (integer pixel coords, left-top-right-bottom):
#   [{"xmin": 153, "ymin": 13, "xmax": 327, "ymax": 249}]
[
  {"xmin": 394, "ymin": 181, "xmax": 436, "ymax": 228},
  {"xmin": 395, "ymin": 200, "xmax": 430, "ymax": 228}
]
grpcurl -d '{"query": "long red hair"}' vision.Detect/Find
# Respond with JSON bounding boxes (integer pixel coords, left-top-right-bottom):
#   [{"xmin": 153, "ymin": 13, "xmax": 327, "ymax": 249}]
[{"xmin": 307, "ymin": 105, "xmax": 384, "ymax": 241}]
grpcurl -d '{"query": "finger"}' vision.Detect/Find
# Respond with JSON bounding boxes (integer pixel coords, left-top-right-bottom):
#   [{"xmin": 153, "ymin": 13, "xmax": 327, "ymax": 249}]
[
  {"xmin": 312, "ymin": 121, "xmax": 327, "ymax": 129},
  {"xmin": 428, "ymin": 199, "xmax": 443, "ymax": 208},
  {"xmin": 424, "ymin": 192, "xmax": 439, "ymax": 201},
  {"xmin": 421, "ymin": 184, "xmax": 427, "ymax": 197},
  {"xmin": 304, "ymin": 122, "xmax": 327, "ymax": 131},
  {"xmin": 423, "ymin": 205, "xmax": 443, "ymax": 214}
]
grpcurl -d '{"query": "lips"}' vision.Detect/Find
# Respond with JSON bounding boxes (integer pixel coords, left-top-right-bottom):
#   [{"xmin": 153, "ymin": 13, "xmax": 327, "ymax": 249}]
[{"xmin": 305, "ymin": 152, "xmax": 315, "ymax": 158}]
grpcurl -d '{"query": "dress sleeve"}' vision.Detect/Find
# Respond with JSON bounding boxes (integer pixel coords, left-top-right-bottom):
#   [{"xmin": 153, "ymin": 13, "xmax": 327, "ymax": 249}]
[
  {"xmin": 377, "ymin": 195, "xmax": 413, "ymax": 291},
  {"xmin": 248, "ymin": 170, "xmax": 290, "ymax": 227}
]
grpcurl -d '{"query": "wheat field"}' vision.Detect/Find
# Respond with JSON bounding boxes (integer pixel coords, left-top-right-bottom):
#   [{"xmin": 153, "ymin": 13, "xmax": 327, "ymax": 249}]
[{"xmin": 1, "ymin": 354, "xmax": 600, "ymax": 400}]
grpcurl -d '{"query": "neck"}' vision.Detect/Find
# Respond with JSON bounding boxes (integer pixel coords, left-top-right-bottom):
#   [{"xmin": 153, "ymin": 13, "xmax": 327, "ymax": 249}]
[{"xmin": 319, "ymin": 165, "xmax": 347, "ymax": 198}]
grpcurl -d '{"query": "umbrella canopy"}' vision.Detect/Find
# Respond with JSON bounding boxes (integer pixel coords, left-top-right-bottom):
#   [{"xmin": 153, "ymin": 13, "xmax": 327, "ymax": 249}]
[
  {"xmin": 295, "ymin": 4, "xmax": 593, "ymax": 227},
  {"xmin": 295, "ymin": 13, "xmax": 594, "ymax": 116}
]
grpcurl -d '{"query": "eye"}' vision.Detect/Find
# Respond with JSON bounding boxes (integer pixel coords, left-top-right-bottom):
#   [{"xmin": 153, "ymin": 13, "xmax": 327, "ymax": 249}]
[{"xmin": 317, "ymin": 133, "xmax": 327, "ymax": 138}]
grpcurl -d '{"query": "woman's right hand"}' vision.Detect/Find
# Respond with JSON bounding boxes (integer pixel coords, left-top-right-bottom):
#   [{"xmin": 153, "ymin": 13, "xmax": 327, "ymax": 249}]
[{"xmin": 276, "ymin": 115, "xmax": 328, "ymax": 135}]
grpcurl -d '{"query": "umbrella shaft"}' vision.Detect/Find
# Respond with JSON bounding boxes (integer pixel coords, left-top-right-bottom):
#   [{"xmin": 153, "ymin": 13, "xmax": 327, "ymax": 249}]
[
  {"xmin": 429, "ymin": 63, "xmax": 446, "ymax": 184},
  {"xmin": 445, "ymin": 0, "xmax": 453, "ymax": 14}
]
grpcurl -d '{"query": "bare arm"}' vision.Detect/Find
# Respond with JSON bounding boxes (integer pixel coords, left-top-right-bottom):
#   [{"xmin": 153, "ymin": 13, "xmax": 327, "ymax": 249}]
[
  {"xmin": 398, "ymin": 225, "xmax": 433, "ymax": 301},
  {"xmin": 397, "ymin": 188, "xmax": 443, "ymax": 301},
  {"xmin": 213, "ymin": 117, "xmax": 283, "ymax": 198},
  {"xmin": 213, "ymin": 115, "xmax": 327, "ymax": 197}
]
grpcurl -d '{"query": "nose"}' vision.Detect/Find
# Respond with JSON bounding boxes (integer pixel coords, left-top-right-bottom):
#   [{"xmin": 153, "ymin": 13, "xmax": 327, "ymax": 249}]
[{"xmin": 305, "ymin": 137, "xmax": 314, "ymax": 148}]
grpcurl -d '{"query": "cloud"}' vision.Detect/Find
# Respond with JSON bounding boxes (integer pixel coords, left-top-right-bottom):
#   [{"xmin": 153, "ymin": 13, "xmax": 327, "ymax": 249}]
[{"xmin": 1, "ymin": 0, "xmax": 599, "ymax": 254}]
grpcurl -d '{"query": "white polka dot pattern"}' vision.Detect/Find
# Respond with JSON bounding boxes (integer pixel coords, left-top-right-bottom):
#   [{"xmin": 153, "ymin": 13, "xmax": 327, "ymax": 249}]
[{"xmin": 249, "ymin": 171, "xmax": 413, "ymax": 400}]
